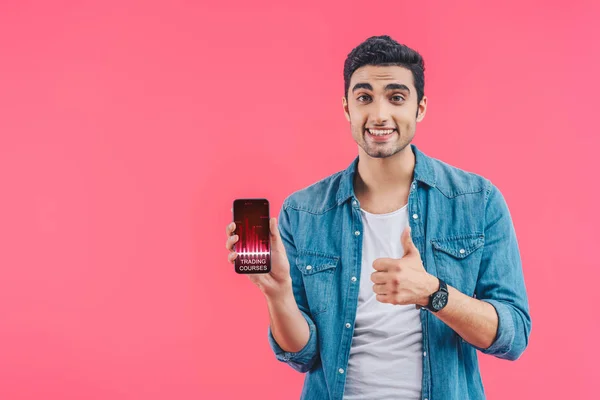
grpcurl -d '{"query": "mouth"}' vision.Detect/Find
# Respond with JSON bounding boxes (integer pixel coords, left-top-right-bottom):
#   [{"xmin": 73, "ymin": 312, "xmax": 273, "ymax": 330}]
[{"xmin": 365, "ymin": 128, "xmax": 397, "ymax": 141}]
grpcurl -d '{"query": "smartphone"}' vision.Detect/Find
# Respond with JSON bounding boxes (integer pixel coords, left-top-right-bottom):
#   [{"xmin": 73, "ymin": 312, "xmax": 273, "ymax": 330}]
[{"xmin": 232, "ymin": 198, "xmax": 271, "ymax": 274}]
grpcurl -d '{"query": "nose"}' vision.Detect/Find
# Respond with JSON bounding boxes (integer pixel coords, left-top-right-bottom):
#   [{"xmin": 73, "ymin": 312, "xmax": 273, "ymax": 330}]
[{"xmin": 370, "ymin": 99, "xmax": 392, "ymax": 125}]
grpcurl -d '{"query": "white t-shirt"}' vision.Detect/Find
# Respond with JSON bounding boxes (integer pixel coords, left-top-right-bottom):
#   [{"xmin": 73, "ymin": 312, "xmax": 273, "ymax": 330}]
[{"xmin": 343, "ymin": 203, "xmax": 423, "ymax": 400}]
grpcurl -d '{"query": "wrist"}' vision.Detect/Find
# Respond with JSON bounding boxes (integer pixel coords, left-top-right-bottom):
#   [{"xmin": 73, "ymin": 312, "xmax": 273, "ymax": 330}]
[
  {"xmin": 419, "ymin": 274, "xmax": 440, "ymax": 307},
  {"xmin": 264, "ymin": 282, "xmax": 294, "ymax": 304}
]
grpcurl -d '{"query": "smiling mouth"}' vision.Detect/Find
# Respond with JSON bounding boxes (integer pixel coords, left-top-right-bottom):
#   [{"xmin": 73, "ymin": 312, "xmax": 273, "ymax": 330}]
[{"xmin": 365, "ymin": 128, "xmax": 397, "ymax": 139}]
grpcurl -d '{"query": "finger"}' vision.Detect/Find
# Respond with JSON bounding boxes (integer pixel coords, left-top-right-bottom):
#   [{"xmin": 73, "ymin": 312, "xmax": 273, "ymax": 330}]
[
  {"xmin": 226, "ymin": 222, "xmax": 236, "ymax": 236},
  {"xmin": 228, "ymin": 251, "xmax": 238, "ymax": 263},
  {"xmin": 372, "ymin": 258, "xmax": 391, "ymax": 272},
  {"xmin": 376, "ymin": 293, "xmax": 390, "ymax": 303},
  {"xmin": 370, "ymin": 271, "xmax": 387, "ymax": 284},
  {"xmin": 372, "ymin": 283, "xmax": 387, "ymax": 295},
  {"xmin": 270, "ymin": 218, "xmax": 283, "ymax": 248},
  {"xmin": 269, "ymin": 217, "xmax": 278, "ymax": 237},
  {"xmin": 401, "ymin": 225, "xmax": 418, "ymax": 256},
  {"xmin": 226, "ymin": 234, "xmax": 239, "ymax": 251}
]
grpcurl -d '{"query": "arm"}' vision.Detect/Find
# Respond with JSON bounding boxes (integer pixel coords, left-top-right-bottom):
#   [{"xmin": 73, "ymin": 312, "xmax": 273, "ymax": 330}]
[
  {"xmin": 266, "ymin": 287, "xmax": 311, "ymax": 352},
  {"xmin": 267, "ymin": 201, "xmax": 319, "ymax": 373},
  {"xmin": 429, "ymin": 182, "xmax": 531, "ymax": 360},
  {"xmin": 421, "ymin": 280, "xmax": 500, "ymax": 350}
]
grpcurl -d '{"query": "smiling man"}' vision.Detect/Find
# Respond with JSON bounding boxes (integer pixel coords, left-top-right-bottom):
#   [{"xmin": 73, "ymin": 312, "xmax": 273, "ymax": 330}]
[{"xmin": 227, "ymin": 34, "xmax": 531, "ymax": 400}]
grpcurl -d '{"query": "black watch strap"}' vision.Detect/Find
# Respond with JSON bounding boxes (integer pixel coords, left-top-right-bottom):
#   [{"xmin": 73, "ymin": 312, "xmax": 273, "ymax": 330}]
[{"xmin": 438, "ymin": 279, "xmax": 448, "ymax": 293}]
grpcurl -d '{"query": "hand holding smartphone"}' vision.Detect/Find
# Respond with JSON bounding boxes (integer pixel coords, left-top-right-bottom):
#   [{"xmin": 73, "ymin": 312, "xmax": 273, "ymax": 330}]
[{"xmin": 225, "ymin": 198, "xmax": 293, "ymax": 298}]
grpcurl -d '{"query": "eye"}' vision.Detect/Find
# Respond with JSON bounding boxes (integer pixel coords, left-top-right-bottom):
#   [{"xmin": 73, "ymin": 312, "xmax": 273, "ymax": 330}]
[
  {"xmin": 357, "ymin": 94, "xmax": 370, "ymax": 102},
  {"xmin": 392, "ymin": 95, "xmax": 404, "ymax": 102}
]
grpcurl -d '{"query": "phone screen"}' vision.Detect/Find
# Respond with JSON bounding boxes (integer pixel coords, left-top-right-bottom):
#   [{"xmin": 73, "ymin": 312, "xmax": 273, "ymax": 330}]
[{"xmin": 232, "ymin": 198, "xmax": 271, "ymax": 274}]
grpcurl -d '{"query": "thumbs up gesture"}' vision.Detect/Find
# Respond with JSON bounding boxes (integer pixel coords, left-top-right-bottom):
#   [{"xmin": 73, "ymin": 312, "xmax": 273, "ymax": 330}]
[{"xmin": 371, "ymin": 225, "xmax": 439, "ymax": 307}]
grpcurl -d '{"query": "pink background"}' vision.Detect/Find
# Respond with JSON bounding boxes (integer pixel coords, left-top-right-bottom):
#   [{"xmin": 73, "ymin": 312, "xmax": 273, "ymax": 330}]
[{"xmin": 1, "ymin": 1, "xmax": 598, "ymax": 398}]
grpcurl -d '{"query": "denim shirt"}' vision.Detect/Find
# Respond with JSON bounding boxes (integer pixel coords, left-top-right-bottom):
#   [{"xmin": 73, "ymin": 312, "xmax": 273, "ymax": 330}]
[{"xmin": 267, "ymin": 143, "xmax": 531, "ymax": 400}]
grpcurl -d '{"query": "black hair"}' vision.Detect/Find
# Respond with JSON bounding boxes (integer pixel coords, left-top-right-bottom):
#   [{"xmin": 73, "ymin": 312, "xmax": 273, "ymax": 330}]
[{"xmin": 343, "ymin": 35, "xmax": 425, "ymax": 108}]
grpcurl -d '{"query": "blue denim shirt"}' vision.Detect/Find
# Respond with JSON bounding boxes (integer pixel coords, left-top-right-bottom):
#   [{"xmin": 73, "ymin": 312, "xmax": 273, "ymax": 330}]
[{"xmin": 267, "ymin": 144, "xmax": 531, "ymax": 400}]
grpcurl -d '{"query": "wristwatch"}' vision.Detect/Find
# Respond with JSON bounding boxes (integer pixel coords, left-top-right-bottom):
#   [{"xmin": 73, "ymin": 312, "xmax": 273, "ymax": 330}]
[{"xmin": 425, "ymin": 277, "xmax": 449, "ymax": 312}]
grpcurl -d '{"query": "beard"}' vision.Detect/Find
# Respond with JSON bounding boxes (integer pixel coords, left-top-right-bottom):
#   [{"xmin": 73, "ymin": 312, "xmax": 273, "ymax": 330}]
[{"xmin": 359, "ymin": 128, "xmax": 412, "ymax": 159}]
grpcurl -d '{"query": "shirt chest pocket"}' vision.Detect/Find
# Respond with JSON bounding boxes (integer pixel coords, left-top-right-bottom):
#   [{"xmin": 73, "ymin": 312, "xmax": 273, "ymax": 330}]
[
  {"xmin": 295, "ymin": 251, "xmax": 339, "ymax": 316},
  {"xmin": 431, "ymin": 234, "xmax": 484, "ymax": 297}
]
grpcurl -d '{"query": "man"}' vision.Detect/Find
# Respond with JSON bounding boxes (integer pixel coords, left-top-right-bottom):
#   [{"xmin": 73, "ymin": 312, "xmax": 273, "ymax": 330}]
[{"xmin": 225, "ymin": 35, "xmax": 531, "ymax": 400}]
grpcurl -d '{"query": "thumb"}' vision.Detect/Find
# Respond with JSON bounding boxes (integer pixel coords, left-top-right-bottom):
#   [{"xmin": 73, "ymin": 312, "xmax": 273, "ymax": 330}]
[
  {"xmin": 270, "ymin": 217, "xmax": 284, "ymax": 248},
  {"xmin": 401, "ymin": 225, "xmax": 418, "ymax": 256}
]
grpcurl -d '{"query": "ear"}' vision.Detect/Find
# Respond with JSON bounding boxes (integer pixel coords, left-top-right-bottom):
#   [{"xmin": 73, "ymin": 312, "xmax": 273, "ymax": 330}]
[
  {"xmin": 416, "ymin": 96, "xmax": 427, "ymax": 122},
  {"xmin": 342, "ymin": 96, "xmax": 350, "ymax": 123}
]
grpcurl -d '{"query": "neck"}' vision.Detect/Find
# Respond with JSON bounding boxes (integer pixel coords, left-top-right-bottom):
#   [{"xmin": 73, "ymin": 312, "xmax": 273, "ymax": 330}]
[{"xmin": 354, "ymin": 145, "xmax": 415, "ymax": 199}]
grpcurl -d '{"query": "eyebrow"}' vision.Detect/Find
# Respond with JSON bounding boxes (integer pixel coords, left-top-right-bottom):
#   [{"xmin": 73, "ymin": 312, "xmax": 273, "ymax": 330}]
[{"xmin": 352, "ymin": 82, "xmax": 411, "ymax": 94}]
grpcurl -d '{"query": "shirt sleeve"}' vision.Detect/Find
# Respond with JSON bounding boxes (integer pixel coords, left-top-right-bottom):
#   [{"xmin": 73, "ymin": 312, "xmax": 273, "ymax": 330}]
[
  {"xmin": 472, "ymin": 181, "xmax": 532, "ymax": 361},
  {"xmin": 267, "ymin": 200, "xmax": 319, "ymax": 373}
]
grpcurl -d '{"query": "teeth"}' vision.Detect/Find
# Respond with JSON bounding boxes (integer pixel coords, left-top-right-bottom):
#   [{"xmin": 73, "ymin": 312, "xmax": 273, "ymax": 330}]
[{"xmin": 368, "ymin": 129, "xmax": 395, "ymax": 136}]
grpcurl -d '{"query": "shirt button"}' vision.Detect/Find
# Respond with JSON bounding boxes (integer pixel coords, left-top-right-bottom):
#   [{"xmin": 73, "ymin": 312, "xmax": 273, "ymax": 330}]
[
  {"xmin": 459, "ymin": 248, "xmax": 465, "ymax": 254},
  {"xmin": 338, "ymin": 368, "xmax": 344, "ymax": 374},
  {"xmin": 306, "ymin": 265, "xmax": 312, "ymax": 270},
  {"xmin": 412, "ymin": 214, "xmax": 418, "ymax": 219},
  {"xmin": 423, "ymin": 351, "xmax": 427, "ymax": 357},
  {"xmin": 345, "ymin": 323, "xmax": 351, "ymax": 328},
  {"xmin": 351, "ymin": 276, "xmax": 357, "ymax": 282},
  {"xmin": 354, "ymin": 230, "xmax": 360, "ymax": 236},
  {"xmin": 352, "ymin": 200, "xmax": 357, "ymax": 206}
]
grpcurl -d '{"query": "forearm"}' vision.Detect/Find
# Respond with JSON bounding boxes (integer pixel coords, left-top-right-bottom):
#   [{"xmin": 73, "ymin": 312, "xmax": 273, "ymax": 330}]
[
  {"xmin": 432, "ymin": 283, "xmax": 499, "ymax": 349},
  {"xmin": 266, "ymin": 288, "xmax": 310, "ymax": 353}
]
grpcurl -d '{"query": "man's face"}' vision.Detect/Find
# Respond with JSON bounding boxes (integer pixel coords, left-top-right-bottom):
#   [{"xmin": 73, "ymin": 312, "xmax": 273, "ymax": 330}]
[{"xmin": 343, "ymin": 65, "xmax": 427, "ymax": 159}]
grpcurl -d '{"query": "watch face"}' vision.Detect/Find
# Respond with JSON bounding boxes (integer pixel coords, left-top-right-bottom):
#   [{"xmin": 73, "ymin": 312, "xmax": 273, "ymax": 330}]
[{"xmin": 432, "ymin": 293, "xmax": 448, "ymax": 310}]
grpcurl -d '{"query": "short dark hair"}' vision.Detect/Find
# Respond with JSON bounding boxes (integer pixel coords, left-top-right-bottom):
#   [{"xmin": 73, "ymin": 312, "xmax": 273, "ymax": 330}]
[{"xmin": 343, "ymin": 35, "xmax": 425, "ymax": 106}]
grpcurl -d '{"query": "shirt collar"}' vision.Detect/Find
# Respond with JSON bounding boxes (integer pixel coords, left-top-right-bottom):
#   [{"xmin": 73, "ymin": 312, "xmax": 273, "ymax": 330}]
[{"xmin": 336, "ymin": 143, "xmax": 437, "ymax": 205}]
